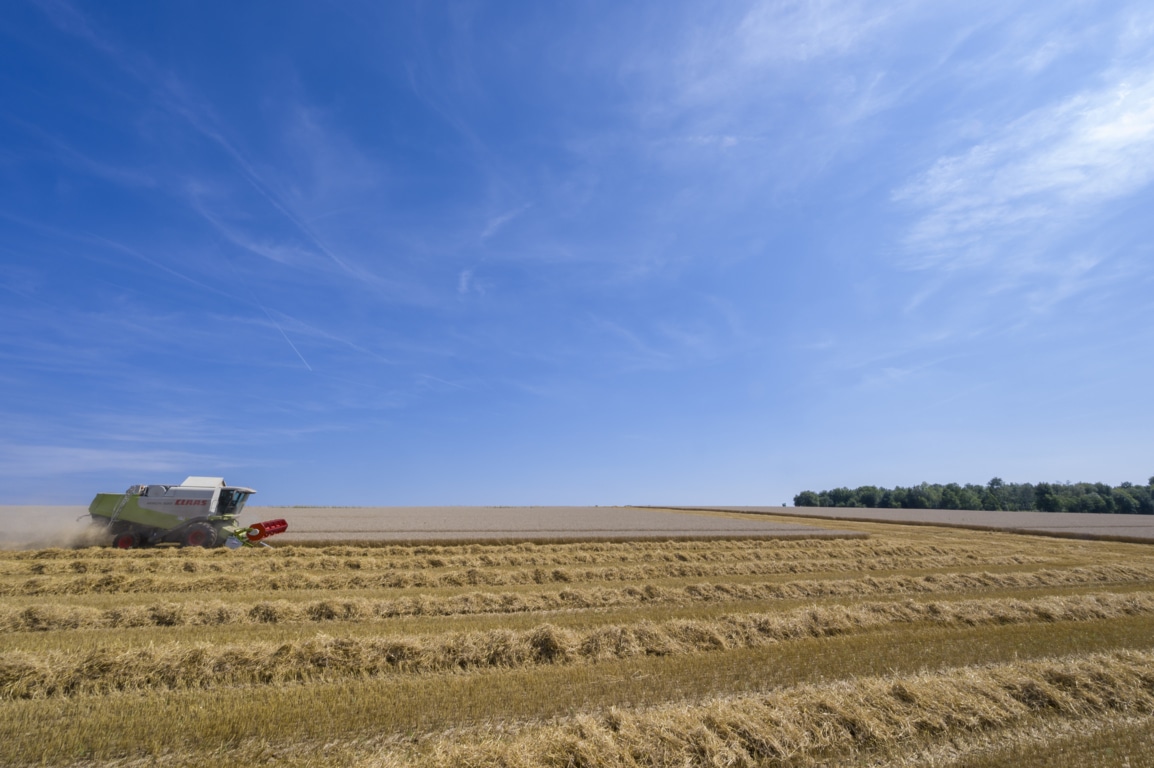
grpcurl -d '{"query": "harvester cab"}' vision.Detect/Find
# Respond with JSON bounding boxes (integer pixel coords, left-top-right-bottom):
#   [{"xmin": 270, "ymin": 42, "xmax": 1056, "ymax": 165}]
[{"xmin": 89, "ymin": 477, "xmax": 287, "ymax": 549}]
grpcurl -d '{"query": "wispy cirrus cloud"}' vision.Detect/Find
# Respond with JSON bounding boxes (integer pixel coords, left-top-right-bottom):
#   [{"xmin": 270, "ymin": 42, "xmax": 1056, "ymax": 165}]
[
  {"xmin": 587, "ymin": 294, "xmax": 758, "ymax": 374},
  {"xmin": 481, "ymin": 203, "xmax": 532, "ymax": 240},
  {"xmin": 457, "ymin": 269, "xmax": 478, "ymax": 295},
  {"xmin": 667, "ymin": 0, "xmax": 907, "ymax": 109},
  {"xmin": 895, "ymin": 66, "xmax": 1154, "ymax": 274},
  {"xmin": 33, "ymin": 1, "xmax": 425, "ymax": 304},
  {"xmin": 0, "ymin": 443, "xmax": 222, "ymax": 477},
  {"xmin": 736, "ymin": 0, "xmax": 898, "ymax": 64},
  {"xmin": 611, "ymin": 0, "xmax": 919, "ymax": 218}
]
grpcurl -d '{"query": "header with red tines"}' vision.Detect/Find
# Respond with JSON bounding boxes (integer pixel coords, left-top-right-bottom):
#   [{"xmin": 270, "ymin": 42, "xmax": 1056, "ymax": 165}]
[{"xmin": 243, "ymin": 519, "xmax": 288, "ymax": 543}]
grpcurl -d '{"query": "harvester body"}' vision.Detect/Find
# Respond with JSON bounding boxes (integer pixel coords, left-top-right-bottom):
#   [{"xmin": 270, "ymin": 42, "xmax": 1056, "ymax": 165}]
[{"xmin": 88, "ymin": 476, "xmax": 281, "ymax": 549}]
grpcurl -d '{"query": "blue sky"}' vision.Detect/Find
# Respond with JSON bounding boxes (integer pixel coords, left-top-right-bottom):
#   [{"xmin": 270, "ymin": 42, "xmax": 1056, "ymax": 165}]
[{"xmin": 2, "ymin": 1, "xmax": 1152, "ymax": 505}]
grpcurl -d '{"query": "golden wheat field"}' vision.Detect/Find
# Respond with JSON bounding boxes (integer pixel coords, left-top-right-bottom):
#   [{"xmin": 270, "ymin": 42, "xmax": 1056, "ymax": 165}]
[{"xmin": 3, "ymin": 510, "xmax": 1154, "ymax": 767}]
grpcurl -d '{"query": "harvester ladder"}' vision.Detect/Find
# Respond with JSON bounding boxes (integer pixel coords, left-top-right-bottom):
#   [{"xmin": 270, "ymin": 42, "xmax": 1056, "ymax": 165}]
[{"xmin": 106, "ymin": 494, "xmax": 131, "ymax": 528}]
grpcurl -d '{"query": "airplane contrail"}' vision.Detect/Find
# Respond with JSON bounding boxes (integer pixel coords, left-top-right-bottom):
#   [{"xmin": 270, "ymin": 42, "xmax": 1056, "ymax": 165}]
[
  {"xmin": 216, "ymin": 240, "xmax": 313, "ymax": 371},
  {"xmin": 255, "ymin": 300, "xmax": 313, "ymax": 372}
]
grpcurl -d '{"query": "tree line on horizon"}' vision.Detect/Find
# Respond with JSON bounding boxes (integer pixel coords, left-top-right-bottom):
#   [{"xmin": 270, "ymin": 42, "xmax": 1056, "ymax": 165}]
[{"xmin": 793, "ymin": 477, "xmax": 1154, "ymax": 515}]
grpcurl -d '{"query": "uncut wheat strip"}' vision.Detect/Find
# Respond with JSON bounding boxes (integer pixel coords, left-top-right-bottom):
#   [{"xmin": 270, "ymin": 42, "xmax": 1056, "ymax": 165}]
[
  {"xmin": 361, "ymin": 650, "xmax": 1154, "ymax": 768},
  {"xmin": 0, "ymin": 552, "xmax": 1061, "ymax": 594},
  {"xmin": 4, "ymin": 563, "xmax": 1154, "ymax": 633},
  {"xmin": 4, "ymin": 591, "xmax": 1154, "ymax": 699}
]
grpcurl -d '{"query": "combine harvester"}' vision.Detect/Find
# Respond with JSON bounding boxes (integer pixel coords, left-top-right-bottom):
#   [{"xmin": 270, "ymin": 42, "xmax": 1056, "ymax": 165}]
[{"xmin": 88, "ymin": 476, "xmax": 287, "ymax": 549}]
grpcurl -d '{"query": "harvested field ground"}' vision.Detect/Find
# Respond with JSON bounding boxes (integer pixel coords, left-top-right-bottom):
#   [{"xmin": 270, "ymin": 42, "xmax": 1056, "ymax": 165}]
[
  {"xmin": 2, "ymin": 508, "xmax": 1154, "ymax": 766},
  {"xmin": 0, "ymin": 505, "xmax": 861, "ymax": 547},
  {"xmin": 686, "ymin": 505, "xmax": 1154, "ymax": 542},
  {"xmin": 258, "ymin": 505, "xmax": 865, "ymax": 542}
]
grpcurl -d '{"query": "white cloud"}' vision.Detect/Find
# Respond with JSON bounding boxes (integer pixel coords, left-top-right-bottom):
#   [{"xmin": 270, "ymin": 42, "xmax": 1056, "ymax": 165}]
[
  {"xmin": 737, "ymin": 0, "xmax": 895, "ymax": 64},
  {"xmin": 481, "ymin": 204, "xmax": 531, "ymax": 240},
  {"xmin": 675, "ymin": 0, "xmax": 907, "ymax": 97},
  {"xmin": 1019, "ymin": 36, "xmax": 1074, "ymax": 74},
  {"xmin": 36, "ymin": 1, "xmax": 395, "ymax": 295},
  {"xmin": 589, "ymin": 316, "xmax": 674, "ymax": 370},
  {"xmin": 0, "ymin": 444, "xmax": 220, "ymax": 477},
  {"xmin": 895, "ymin": 67, "xmax": 1154, "ymax": 271}
]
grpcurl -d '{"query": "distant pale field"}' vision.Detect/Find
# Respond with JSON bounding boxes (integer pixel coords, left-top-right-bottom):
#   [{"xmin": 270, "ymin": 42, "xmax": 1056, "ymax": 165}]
[
  {"xmin": 0, "ymin": 505, "xmax": 863, "ymax": 547},
  {"xmin": 251, "ymin": 505, "xmax": 864, "ymax": 542},
  {"xmin": 685, "ymin": 505, "xmax": 1154, "ymax": 542},
  {"xmin": 2, "ymin": 510, "xmax": 1154, "ymax": 767},
  {"xmin": 8, "ymin": 504, "xmax": 1151, "ymax": 548}
]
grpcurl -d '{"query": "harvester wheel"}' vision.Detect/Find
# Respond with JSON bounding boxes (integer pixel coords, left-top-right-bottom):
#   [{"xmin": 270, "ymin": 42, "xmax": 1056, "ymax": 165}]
[
  {"xmin": 113, "ymin": 531, "xmax": 139, "ymax": 549},
  {"xmin": 182, "ymin": 523, "xmax": 218, "ymax": 549}
]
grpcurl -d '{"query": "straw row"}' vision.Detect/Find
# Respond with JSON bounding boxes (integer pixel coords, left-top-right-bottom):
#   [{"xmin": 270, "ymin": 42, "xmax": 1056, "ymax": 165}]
[
  {"xmin": 1, "ymin": 548, "xmax": 1050, "ymax": 577},
  {"xmin": 3, "ymin": 591, "xmax": 1153, "ymax": 699},
  {"xmin": 0, "ymin": 536, "xmax": 1048, "ymax": 565},
  {"xmin": 382, "ymin": 650, "xmax": 1154, "ymax": 767},
  {"xmin": 0, "ymin": 551, "xmax": 1056, "ymax": 594},
  {"xmin": 3, "ymin": 565, "xmax": 1152, "ymax": 633}
]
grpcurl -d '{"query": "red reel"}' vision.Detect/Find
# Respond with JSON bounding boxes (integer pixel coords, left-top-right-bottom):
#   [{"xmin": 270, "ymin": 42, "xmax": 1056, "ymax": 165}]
[{"xmin": 244, "ymin": 519, "xmax": 288, "ymax": 542}]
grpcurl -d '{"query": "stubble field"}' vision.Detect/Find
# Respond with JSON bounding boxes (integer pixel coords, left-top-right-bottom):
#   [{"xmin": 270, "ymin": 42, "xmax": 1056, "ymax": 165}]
[{"xmin": 2, "ymin": 508, "xmax": 1154, "ymax": 767}]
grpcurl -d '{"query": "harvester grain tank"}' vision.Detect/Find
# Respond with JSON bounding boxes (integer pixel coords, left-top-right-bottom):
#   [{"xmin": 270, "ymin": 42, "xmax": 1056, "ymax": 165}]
[{"xmin": 88, "ymin": 476, "xmax": 286, "ymax": 548}]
